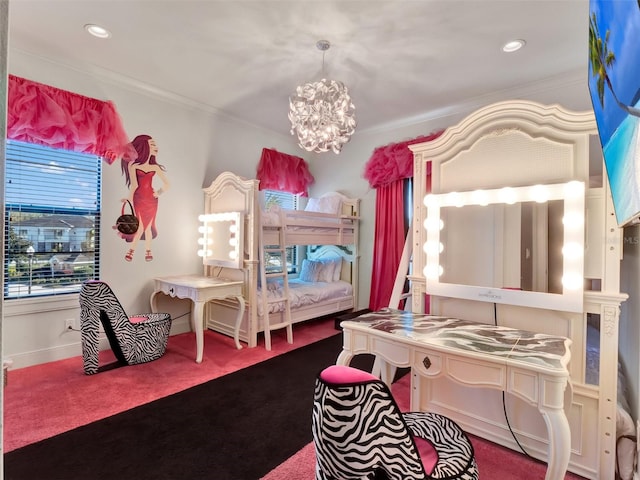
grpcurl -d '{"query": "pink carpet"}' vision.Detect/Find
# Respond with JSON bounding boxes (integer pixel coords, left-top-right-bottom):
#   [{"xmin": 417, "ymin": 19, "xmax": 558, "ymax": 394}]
[
  {"xmin": 6, "ymin": 319, "xmax": 587, "ymax": 479},
  {"xmin": 261, "ymin": 375, "xmax": 586, "ymax": 480},
  {"xmin": 3, "ymin": 318, "xmax": 337, "ymax": 452}
]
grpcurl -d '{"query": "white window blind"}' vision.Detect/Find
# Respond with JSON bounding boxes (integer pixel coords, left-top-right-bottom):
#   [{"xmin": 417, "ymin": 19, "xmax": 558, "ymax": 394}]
[
  {"xmin": 4, "ymin": 140, "xmax": 101, "ymax": 299},
  {"xmin": 263, "ymin": 189, "xmax": 299, "ymax": 273}
]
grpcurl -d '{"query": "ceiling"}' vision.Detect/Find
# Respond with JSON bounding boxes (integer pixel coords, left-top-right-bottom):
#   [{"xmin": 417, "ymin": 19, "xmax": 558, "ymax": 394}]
[{"xmin": 6, "ymin": 0, "xmax": 591, "ymax": 140}]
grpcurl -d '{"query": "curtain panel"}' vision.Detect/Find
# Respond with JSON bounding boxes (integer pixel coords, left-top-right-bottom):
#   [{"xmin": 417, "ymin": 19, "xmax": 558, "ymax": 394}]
[
  {"xmin": 7, "ymin": 75, "xmax": 133, "ymax": 163},
  {"xmin": 256, "ymin": 147, "xmax": 315, "ymax": 196},
  {"xmin": 368, "ymin": 180, "xmax": 406, "ymax": 311},
  {"xmin": 366, "ymin": 131, "xmax": 443, "ymax": 311}
]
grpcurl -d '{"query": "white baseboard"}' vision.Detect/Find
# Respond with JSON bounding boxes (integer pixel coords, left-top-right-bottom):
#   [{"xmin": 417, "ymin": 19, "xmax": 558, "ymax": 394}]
[{"xmin": 6, "ymin": 317, "xmax": 191, "ymax": 370}]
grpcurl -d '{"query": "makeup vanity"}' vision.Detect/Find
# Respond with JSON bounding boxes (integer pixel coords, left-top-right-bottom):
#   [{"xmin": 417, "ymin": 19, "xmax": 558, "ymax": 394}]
[
  {"xmin": 149, "ymin": 212, "xmax": 247, "ymax": 361},
  {"xmin": 338, "ymin": 308, "xmax": 573, "ymax": 480},
  {"xmin": 398, "ymin": 100, "xmax": 630, "ymax": 479}
]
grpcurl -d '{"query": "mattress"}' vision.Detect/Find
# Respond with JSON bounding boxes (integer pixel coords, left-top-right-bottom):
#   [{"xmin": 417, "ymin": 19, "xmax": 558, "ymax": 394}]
[{"xmin": 256, "ymin": 279, "xmax": 353, "ymax": 316}]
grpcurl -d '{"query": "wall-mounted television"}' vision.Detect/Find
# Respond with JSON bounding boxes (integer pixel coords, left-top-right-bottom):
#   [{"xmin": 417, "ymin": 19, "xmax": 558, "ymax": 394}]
[{"xmin": 588, "ymin": 0, "xmax": 640, "ymax": 227}]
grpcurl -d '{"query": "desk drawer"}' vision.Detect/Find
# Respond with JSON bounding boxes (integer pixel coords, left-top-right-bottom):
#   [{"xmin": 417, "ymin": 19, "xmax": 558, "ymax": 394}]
[
  {"xmin": 370, "ymin": 337, "xmax": 411, "ymax": 367},
  {"xmin": 413, "ymin": 351, "xmax": 505, "ymax": 387},
  {"xmin": 446, "ymin": 357, "xmax": 506, "ymax": 388},
  {"xmin": 412, "ymin": 351, "xmax": 443, "ymax": 377}
]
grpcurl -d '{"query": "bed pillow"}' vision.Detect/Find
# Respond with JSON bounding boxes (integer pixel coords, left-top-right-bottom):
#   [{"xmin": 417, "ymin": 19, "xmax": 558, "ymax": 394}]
[
  {"xmin": 304, "ymin": 194, "xmax": 342, "ymax": 215},
  {"xmin": 321, "ymin": 257, "xmax": 342, "ymax": 282},
  {"xmin": 299, "ymin": 259, "xmax": 335, "ymax": 283}
]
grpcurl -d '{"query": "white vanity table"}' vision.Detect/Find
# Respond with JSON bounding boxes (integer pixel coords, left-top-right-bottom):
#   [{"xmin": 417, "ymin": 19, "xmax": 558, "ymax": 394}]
[
  {"xmin": 338, "ymin": 308, "xmax": 573, "ymax": 480},
  {"xmin": 150, "ymin": 275, "xmax": 245, "ymax": 362},
  {"xmin": 398, "ymin": 100, "xmax": 629, "ymax": 479}
]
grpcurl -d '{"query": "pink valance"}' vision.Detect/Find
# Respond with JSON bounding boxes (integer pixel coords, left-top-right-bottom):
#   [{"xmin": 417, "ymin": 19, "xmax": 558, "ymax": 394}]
[
  {"xmin": 363, "ymin": 130, "xmax": 444, "ymax": 188},
  {"xmin": 7, "ymin": 75, "xmax": 133, "ymax": 164},
  {"xmin": 256, "ymin": 148, "xmax": 315, "ymax": 196}
]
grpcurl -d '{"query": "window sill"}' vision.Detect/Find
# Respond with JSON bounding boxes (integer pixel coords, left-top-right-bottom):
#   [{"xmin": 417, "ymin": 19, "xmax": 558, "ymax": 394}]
[{"xmin": 4, "ymin": 293, "xmax": 80, "ymax": 317}]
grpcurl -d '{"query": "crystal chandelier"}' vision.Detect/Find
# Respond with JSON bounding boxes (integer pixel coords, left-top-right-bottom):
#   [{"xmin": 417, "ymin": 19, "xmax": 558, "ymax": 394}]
[{"xmin": 288, "ymin": 40, "xmax": 356, "ymax": 154}]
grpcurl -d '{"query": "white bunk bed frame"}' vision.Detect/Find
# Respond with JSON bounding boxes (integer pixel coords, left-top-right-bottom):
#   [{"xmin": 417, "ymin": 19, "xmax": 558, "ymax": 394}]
[
  {"xmin": 202, "ymin": 171, "xmax": 360, "ymax": 348},
  {"xmin": 402, "ymin": 100, "xmax": 630, "ymax": 479}
]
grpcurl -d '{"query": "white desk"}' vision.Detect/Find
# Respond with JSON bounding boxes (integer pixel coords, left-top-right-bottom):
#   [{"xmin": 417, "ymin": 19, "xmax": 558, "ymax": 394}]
[
  {"xmin": 337, "ymin": 308, "xmax": 572, "ymax": 480},
  {"xmin": 150, "ymin": 275, "xmax": 245, "ymax": 362}
]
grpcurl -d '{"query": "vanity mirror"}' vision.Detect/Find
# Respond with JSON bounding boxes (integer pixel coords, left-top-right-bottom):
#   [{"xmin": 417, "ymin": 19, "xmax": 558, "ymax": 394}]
[
  {"xmin": 197, "ymin": 211, "xmax": 244, "ymax": 269},
  {"xmin": 423, "ymin": 181, "xmax": 585, "ymax": 312}
]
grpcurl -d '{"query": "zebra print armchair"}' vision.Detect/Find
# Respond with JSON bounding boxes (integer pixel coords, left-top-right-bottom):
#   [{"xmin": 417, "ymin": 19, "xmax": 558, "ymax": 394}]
[
  {"xmin": 79, "ymin": 280, "xmax": 172, "ymax": 375},
  {"xmin": 312, "ymin": 365, "xmax": 479, "ymax": 480}
]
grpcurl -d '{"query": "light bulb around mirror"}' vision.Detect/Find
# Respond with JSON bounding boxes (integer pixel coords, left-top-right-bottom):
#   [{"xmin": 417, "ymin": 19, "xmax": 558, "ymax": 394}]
[
  {"xmin": 423, "ymin": 194, "xmax": 439, "ymax": 208},
  {"xmin": 498, "ymin": 187, "xmax": 517, "ymax": 205},
  {"xmin": 471, "ymin": 190, "xmax": 489, "ymax": 206},
  {"xmin": 447, "ymin": 192, "xmax": 464, "ymax": 208},
  {"xmin": 424, "ymin": 217, "xmax": 444, "ymax": 231},
  {"xmin": 423, "ymin": 264, "xmax": 443, "ymax": 280},
  {"xmin": 562, "ymin": 242, "xmax": 582, "ymax": 260},
  {"xmin": 423, "ymin": 241, "xmax": 444, "ymax": 255},
  {"xmin": 531, "ymin": 184, "xmax": 550, "ymax": 203},
  {"xmin": 563, "ymin": 212, "xmax": 584, "ymax": 229},
  {"xmin": 562, "ymin": 273, "xmax": 583, "ymax": 290},
  {"xmin": 564, "ymin": 180, "xmax": 585, "ymax": 198}
]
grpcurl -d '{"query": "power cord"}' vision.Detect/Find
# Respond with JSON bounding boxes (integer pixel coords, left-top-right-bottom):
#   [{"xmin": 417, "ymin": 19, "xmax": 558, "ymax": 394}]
[{"xmin": 494, "ymin": 302, "xmax": 538, "ymax": 462}]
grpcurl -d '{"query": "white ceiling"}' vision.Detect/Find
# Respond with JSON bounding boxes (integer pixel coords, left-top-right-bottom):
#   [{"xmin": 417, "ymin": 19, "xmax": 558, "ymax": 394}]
[{"xmin": 6, "ymin": 0, "xmax": 592, "ymax": 139}]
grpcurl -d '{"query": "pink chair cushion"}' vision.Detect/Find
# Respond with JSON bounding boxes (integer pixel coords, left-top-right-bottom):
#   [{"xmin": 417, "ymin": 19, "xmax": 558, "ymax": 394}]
[
  {"xmin": 414, "ymin": 436, "xmax": 438, "ymax": 474},
  {"xmin": 129, "ymin": 316, "xmax": 147, "ymax": 324},
  {"xmin": 320, "ymin": 365, "xmax": 378, "ymax": 384}
]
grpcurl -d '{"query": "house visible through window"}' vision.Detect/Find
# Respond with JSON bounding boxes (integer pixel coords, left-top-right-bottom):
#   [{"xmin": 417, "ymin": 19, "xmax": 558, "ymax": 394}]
[
  {"xmin": 263, "ymin": 189, "xmax": 299, "ymax": 273},
  {"xmin": 4, "ymin": 140, "xmax": 101, "ymax": 299}
]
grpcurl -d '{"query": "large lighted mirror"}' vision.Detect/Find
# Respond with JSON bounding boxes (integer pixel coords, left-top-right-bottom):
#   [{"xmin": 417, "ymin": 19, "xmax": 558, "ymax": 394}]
[
  {"xmin": 423, "ymin": 181, "xmax": 585, "ymax": 312},
  {"xmin": 197, "ymin": 211, "xmax": 244, "ymax": 269}
]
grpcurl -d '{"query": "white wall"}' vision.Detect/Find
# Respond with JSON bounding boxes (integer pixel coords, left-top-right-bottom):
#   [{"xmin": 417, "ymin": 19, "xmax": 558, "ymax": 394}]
[
  {"xmin": 5, "ymin": 49, "xmax": 639, "ymax": 432},
  {"xmin": 311, "ymin": 69, "xmax": 597, "ymax": 315},
  {"xmin": 3, "ymin": 50, "xmax": 301, "ymax": 368}
]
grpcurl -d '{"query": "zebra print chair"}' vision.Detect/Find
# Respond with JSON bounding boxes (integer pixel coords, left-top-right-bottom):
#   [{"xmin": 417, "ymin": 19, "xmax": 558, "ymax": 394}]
[
  {"xmin": 312, "ymin": 365, "xmax": 479, "ymax": 480},
  {"xmin": 79, "ymin": 280, "xmax": 172, "ymax": 375}
]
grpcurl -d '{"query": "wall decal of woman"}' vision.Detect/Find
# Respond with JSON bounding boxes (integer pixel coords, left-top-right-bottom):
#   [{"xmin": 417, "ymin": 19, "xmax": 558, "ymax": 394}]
[{"xmin": 119, "ymin": 134, "xmax": 170, "ymax": 262}]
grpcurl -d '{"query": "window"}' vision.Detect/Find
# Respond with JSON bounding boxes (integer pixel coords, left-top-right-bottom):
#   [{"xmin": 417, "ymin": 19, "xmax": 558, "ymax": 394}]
[
  {"xmin": 4, "ymin": 140, "xmax": 101, "ymax": 299},
  {"xmin": 262, "ymin": 189, "xmax": 299, "ymax": 273}
]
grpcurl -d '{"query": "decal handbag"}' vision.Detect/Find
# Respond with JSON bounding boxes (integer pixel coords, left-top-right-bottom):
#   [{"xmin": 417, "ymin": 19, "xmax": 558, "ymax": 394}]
[{"xmin": 115, "ymin": 200, "xmax": 140, "ymax": 235}]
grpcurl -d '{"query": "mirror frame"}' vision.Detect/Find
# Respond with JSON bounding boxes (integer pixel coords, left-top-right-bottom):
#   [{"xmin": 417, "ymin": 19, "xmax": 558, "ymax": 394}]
[
  {"xmin": 423, "ymin": 181, "xmax": 585, "ymax": 312},
  {"xmin": 198, "ymin": 211, "xmax": 244, "ymax": 269}
]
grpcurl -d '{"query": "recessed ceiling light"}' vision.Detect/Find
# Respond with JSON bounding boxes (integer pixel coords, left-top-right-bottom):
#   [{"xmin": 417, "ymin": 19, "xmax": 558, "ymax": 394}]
[
  {"xmin": 502, "ymin": 39, "xmax": 525, "ymax": 53},
  {"xmin": 84, "ymin": 24, "xmax": 111, "ymax": 39}
]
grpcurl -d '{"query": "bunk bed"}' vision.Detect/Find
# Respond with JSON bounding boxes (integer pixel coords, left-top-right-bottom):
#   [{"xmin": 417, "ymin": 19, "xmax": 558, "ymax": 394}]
[
  {"xmin": 201, "ymin": 171, "xmax": 359, "ymax": 349},
  {"xmin": 399, "ymin": 100, "xmax": 633, "ymax": 479}
]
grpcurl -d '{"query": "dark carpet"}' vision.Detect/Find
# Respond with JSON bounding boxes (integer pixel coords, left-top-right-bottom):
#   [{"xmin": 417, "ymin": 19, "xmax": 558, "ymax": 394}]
[{"xmin": 4, "ymin": 334, "xmax": 381, "ymax": 480}]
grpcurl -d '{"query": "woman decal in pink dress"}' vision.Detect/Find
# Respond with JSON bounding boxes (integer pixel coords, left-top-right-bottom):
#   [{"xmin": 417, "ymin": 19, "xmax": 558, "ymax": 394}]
[{"xmin": 120, "ymin": 134, "xmax": 170, "ymax": 262}]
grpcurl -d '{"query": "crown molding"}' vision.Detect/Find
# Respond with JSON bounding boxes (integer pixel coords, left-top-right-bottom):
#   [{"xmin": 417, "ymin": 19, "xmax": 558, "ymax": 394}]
[{"xmin": 359, "ymin": 69, "xmax": 588, "ymax": 135}]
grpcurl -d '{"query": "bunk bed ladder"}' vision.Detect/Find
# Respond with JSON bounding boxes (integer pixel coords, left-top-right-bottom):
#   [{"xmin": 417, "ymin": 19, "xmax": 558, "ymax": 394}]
[
  {"xmin": 259, "ymin": 221, "xmax": 293, "ymax": 350},
  {"xmin": 389, "ymin": 228, "xmax": 413, "ymax": 310}
]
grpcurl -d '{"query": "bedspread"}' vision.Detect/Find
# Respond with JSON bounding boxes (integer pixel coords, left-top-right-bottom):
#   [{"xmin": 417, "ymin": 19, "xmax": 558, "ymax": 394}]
[{"xmin": 256, "ymin": 279, "xmax": 352, "ymax": 316}]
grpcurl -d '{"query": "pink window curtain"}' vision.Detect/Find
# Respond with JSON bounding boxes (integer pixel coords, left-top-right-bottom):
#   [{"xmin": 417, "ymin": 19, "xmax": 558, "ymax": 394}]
[
  {"xmin": 7, "ymin": 75, "xmax": 133, "ymax": 163},
  {"xmin": 368, "ymin": 180, "xmax": 406, "ymax": 311},
  {"xmin": 256, "ymin": 147, "xmax": 315, "ymax": 196},
  {"xmin": 364, "ymin": 131, "xmax": 443, "ymax": 311}
]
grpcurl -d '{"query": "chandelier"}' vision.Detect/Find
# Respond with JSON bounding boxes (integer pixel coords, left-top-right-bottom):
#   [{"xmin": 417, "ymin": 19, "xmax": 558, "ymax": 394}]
[{"xmin": 288, "ymin": 40, "xmax": 356, "ymax": 154}]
